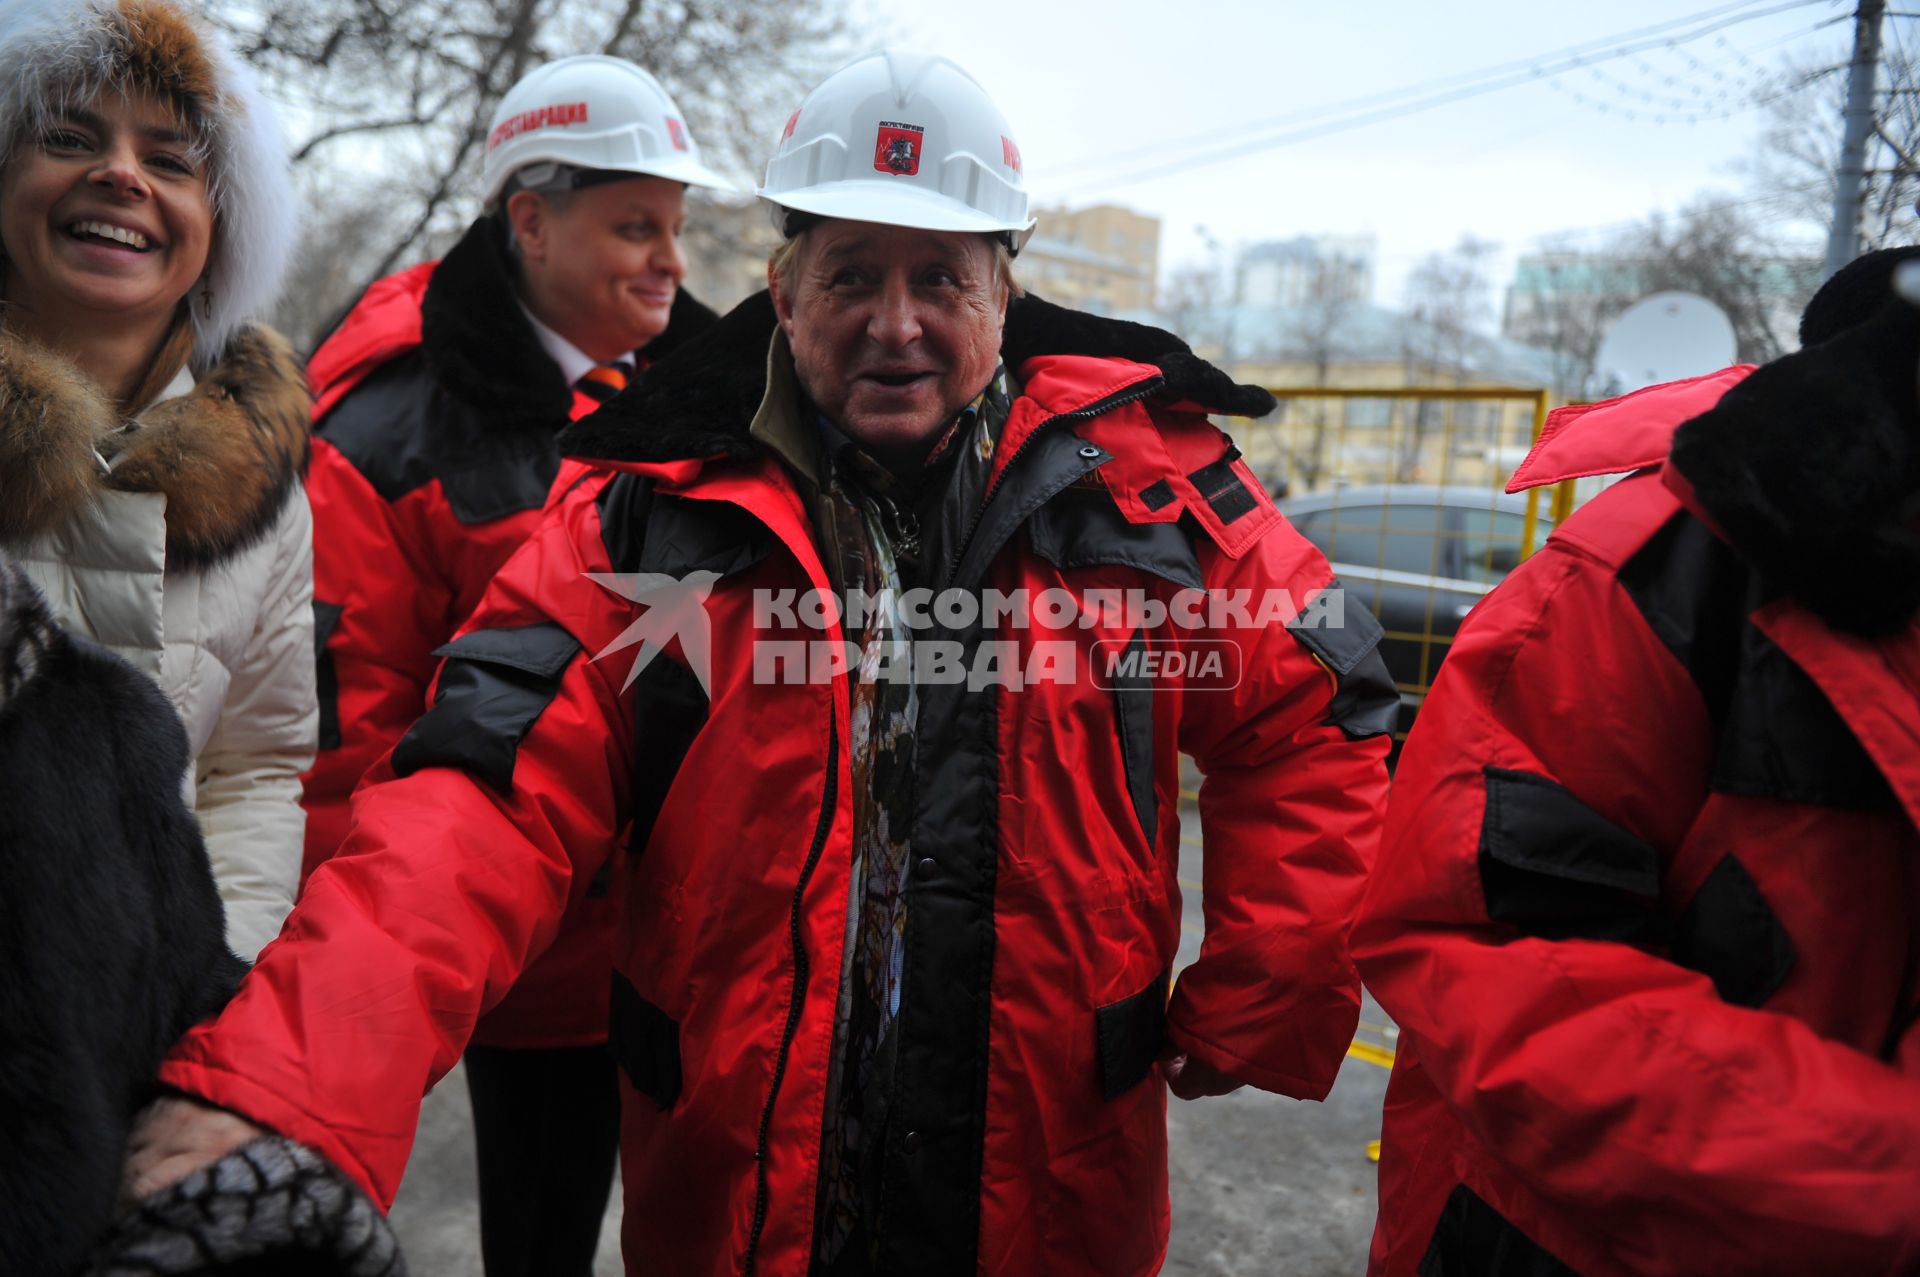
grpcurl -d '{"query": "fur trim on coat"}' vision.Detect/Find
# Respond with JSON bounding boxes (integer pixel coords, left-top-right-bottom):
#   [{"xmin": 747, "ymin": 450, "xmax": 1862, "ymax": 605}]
[
  {"xmin": 0, "ymin": 0, "xmax": 297, "ymax": 363},
  {"xmin": 0, "ymin": 550, "xmax": 248, "ymax": 1277},
  {"xmin": 0, "ymin": 324, "xmax": 310, "ymax": 568},
  {"xmin": 0, "ymin": 551, "xmax": 57, "ymax": 713},
  {"xmin": 418, "ymin": 214, "xmax": 718, "ymax": 431}
]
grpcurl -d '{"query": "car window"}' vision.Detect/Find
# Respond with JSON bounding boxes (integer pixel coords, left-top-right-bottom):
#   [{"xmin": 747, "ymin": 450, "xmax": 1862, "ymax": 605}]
[
  {"xmin": 1368, "ymin": 505, "xmax": 1451, "ymax": 575},
  {"xmin": 1457, "ymin": 508, "xmax": 1553, "ymax": 584},
  {"xmin": 1290, "ymin": 506, "xmax": 1382, "ymax": 564},
  {"xmin": 1289, "ymin": 509, "xmax": 1334, "ymax": 559},
  {"xmin": 1304, "ymin": 503, "xmax": 1450, "ymax": 576}
]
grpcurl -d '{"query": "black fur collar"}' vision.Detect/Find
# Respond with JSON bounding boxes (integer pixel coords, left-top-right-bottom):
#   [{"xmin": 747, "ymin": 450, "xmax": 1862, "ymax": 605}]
[
  {"xmin": 560, "ymin": 290, "xmax": 1276, "ymax": 464},
  {"xmin": 421, "ymin": 216, "xmax": 718, "ymax": 432},
  {"xmin": 1670, "ymin": 295, "xmax": 1920, "ymax": 635}
]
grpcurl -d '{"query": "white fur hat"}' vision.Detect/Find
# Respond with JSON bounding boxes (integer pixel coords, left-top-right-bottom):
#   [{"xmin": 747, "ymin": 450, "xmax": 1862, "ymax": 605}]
[{"xmin": 0, "ymin": 0, "xmax": 296, "ymax": 365}]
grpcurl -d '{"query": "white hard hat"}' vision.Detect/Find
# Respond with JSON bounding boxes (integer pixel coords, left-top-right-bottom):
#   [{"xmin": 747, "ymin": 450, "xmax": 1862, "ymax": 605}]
[
  {"xmin": 758, "ymin": 49, "xmax": 1035, "ymax": 253},
  {"xmin": 481, "ymin": 55, "xmax": 732, "ymax": 207}
]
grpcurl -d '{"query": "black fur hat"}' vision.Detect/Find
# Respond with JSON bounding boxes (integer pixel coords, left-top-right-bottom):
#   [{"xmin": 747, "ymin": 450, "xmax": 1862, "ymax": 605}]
[
  {"xmin": 1800, "ymin": 245, "xmax": 1920, "ymax": 345},
  {"xmin": 1671, "ymin": 248, "xmax": 1920, "ymax": 635}
]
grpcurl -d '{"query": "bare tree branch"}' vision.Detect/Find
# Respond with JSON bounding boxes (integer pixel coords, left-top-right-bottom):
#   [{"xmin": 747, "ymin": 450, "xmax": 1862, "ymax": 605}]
[
  {"xmin": 1399, "ymin": 237, "xmax": 1497, "ymax": 480},
  {"xmin": 603, "ymin": 0, "xmax": 645, "ymax": 52},
  {"xmin": 292, "ymin": 112, "xmax": 436, "ymax": 164},
  {"xmin": 207, "ymin": 0, "xmax": 856, "ymax": 347},
  {"xmin": 361, "ymin": 0, "xmax": 545, "ymax": 282},
  {"xmin": 1740, "ymin": 43, "xmax": 1920, "ymax": 250}
]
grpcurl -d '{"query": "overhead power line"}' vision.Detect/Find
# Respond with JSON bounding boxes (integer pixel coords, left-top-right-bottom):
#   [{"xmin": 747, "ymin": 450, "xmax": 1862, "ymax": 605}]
[
  {"xmin": 1050, "ymin": 0, "xmax": 1829, "ymax": 193},
  {"xmin": 1562, "ymin": 17, "xmax": 1848, "ymax": 117},
  {"xmin": 1051, "ymin": 0, "xmax": 1792, "ymax": 178},
  {"xmin": 1546, "ymin": 57, "xmax": 1843, "ymax": 124}
]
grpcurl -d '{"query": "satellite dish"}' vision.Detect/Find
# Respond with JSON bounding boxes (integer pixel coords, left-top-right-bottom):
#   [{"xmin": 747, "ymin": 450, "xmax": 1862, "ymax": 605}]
[{"xmin": 1589, "ymin": 292, "xmax": 1737, "ymax": 400}]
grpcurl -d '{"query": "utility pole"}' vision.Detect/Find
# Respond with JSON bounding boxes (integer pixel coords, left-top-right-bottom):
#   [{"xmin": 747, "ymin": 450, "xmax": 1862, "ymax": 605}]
[{"xmin": 1824, "ymin": 0, "xmax": 1888, "ymax": 279}]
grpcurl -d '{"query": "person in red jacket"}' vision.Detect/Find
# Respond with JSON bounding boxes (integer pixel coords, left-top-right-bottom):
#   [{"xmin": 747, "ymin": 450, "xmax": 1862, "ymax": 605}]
[
  {"xmin": 298, "ymin": 54, "xmax": 728, "ymax": 1277},
  {"xmin": 128, "ymin": 50, "xmax": 1394, "ymax": 1277},
  {"xmin": 1352, "ymin": 247, "xmax": 1920, "ymax": 1277}
]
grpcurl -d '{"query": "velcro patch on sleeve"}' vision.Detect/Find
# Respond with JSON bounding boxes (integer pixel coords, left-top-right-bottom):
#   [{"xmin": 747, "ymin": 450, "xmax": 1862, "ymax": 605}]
[
  {"xmin": 1286, "ymin": 588, "xmax": 1397, "ymax": 739},
  {"xmin": 1170, "ymin": 443, "xmax": 1278, "ymax": 558},
  {"xmin": 1187, "ymin": 444, "xmax": 1259, "ymax": 526},
  {"xmin": 1477, "ymin": 767, "xmax": 1667, "ymax": 947},
  {"xmin": 392, "ymin": 623, "xmax": 583, "ymax": 792}
]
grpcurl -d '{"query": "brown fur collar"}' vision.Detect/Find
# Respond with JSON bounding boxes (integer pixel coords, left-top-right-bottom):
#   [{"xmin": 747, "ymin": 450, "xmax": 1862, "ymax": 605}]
[{"xmin": 0, "ymin": 326, "xmax": 311, "ymax": 569}]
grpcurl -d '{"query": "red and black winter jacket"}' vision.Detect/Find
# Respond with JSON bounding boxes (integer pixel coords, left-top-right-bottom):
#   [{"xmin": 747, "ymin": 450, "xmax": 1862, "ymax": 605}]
[
  {"xmin": 1354, "ymin": 339, "xmax": 1920, "ymax": 1275},
  {"xmin": 299, "ymin": 216, "xmax": 714, "ymax": 1047},
  {"xmin": 165, "ymin": 292, "xmax": 1395, "ymax": 1277}
]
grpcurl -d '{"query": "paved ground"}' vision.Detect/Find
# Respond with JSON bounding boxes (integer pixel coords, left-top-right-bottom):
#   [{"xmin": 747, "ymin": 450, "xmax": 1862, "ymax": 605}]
[{"xmin": 389, "ymin": 781, "xmax": 1394, "ymax": 1275}]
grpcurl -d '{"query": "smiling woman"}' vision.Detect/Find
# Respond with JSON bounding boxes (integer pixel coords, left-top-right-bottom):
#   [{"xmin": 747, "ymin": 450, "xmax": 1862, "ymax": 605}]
[
  {"xmin": 0, "ymin": 0, "xmax": 338, "ymax": 1267},
  {"xmin": 0, "ymin": 91, "xmax": 214, "ymax": 393}
]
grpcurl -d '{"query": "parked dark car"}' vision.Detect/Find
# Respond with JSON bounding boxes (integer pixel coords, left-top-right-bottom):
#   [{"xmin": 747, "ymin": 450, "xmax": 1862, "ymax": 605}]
[{"xmin": 1278, "ymin": 485, "xmax": 1553, "ymax": 741}]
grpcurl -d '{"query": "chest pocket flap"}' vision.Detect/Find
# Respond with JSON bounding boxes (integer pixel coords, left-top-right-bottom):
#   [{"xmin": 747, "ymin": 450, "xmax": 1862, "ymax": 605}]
[
  {"xmin": 634, "ymin": 492, "xmax": 773, "ymax": 579},
  {"xmin": 1027, "ymin": 488, "xmax": 1202, "ymax": 590}
]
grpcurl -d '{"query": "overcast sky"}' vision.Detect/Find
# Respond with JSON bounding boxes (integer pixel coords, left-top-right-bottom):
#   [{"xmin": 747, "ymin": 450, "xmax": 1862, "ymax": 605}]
[{"xmin": 871, "ymin": 0, "xmax": 1900, "ymax": 304}]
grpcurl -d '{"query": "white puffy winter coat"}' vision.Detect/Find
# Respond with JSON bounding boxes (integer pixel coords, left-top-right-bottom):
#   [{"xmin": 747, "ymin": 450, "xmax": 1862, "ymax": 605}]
[{"xmin": 0, "ymin": 328, "xmax": 315, "ymax": 961}]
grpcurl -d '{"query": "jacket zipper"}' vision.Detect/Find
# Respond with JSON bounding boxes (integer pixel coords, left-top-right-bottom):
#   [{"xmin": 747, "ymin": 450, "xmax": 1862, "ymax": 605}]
[
  {"xmin": 740, "ymin": 375, "xmax": 1160, "ymax": 1268},
  {"xmin": 948, "ymin": 376, "xmax": 1165, "ymax": 586},
  {"xmin": 744, "ymin": 713, "xmax": 840, "ymax": 1276}
]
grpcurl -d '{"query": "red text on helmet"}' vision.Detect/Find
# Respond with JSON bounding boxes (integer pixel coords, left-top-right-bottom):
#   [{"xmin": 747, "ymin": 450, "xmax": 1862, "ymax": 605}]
[{"xmin": 489, "ymin": 102, "xmax": 590, "ymax": 151}]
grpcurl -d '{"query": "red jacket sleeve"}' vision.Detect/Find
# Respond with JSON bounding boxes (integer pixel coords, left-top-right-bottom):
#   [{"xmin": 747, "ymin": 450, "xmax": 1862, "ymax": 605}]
[
  {"xmin": 1352, "ymin": 534, "xmax": 1920, "ymax": 1273},
  {"xmin": 299, "ymin": 438, "xmax": 458, "ymax": 876},
  {"xmin": 162, "ymin": 482, "xmax": 634, "ymax": 1206},
  {"xmin": 1168, "ymin": 502, "xmax": 1392, "ymax": 1099}
]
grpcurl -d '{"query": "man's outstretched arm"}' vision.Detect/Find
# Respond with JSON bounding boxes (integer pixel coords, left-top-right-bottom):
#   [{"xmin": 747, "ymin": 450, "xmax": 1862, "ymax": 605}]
[{"xmin": 133, "ymin": 480, "xmax": 641, "ymax": 1207}]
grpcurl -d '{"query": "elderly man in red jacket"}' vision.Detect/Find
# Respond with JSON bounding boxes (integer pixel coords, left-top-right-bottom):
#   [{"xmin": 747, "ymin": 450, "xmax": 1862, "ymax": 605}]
[{"xmin": 128, "ymin": 49, "xmax": 1393, "ymax": 1277}]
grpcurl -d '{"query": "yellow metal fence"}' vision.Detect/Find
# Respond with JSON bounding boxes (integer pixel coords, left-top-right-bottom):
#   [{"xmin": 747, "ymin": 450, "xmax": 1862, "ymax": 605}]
[{"xmin": 1246, "ymin": 386, "xmax": 1574, "ymax": 741}]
